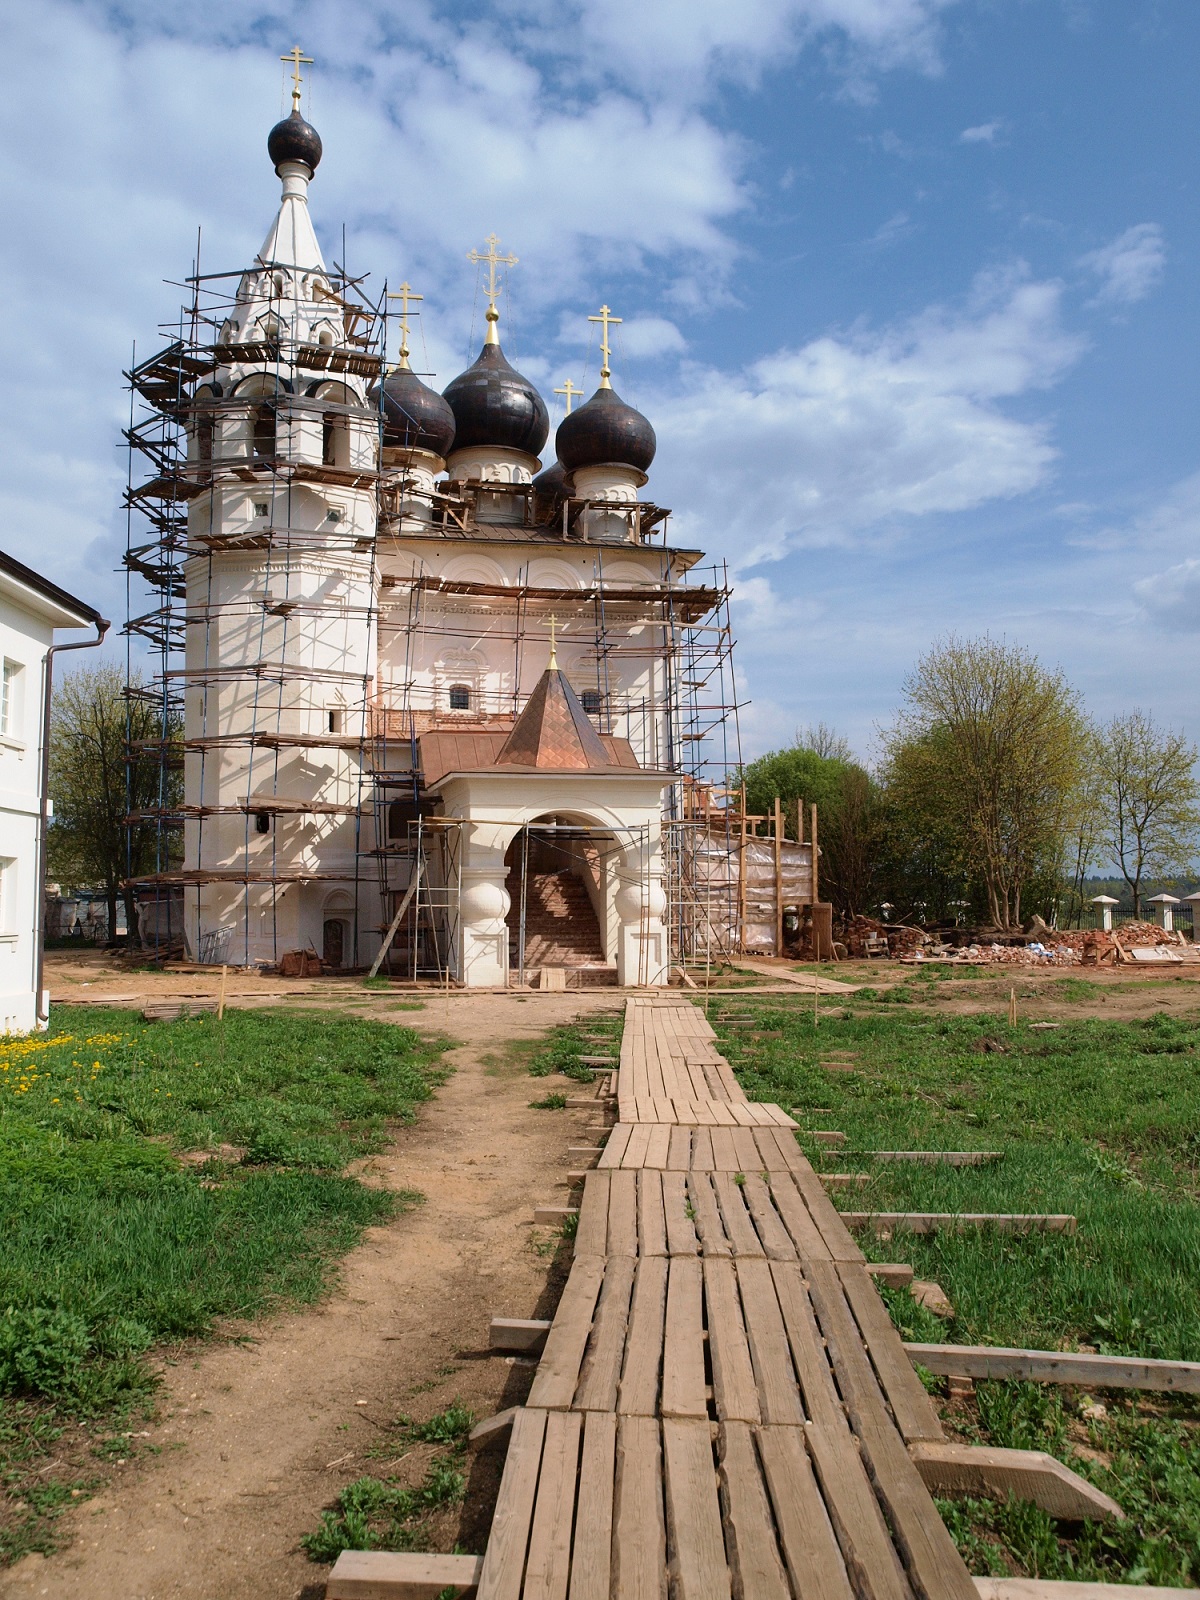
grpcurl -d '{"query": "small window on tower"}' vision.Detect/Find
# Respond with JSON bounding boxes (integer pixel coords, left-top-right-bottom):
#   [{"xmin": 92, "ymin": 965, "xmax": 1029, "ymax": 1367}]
[
  {"xmin": 448, "ymin": 685, "xmax": 470, "ymax": 712},
  {"xmin": 254, "ymin": 811, "xmax": 271, "ymax": 835},
  {"xmin": 581, "ymin": 690, "xmax": 602, "ymax": 717},
  {"xmin": 252, "ymin": 405, "xmax": 275, "ymax": 458},
  {"xmin": 327, "ymin": 708, "xmax": 344, "ymax": 734},
  {"xmin": 253, "ymin": 501, "xmax": 269, "ymax": 519}
]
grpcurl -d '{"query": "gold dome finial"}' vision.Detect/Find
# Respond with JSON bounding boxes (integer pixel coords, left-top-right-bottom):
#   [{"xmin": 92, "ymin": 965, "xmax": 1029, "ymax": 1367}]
[
  {"xmin": 554, "ymin": 378, "xmax": 583, "ymax": 414},
  {"xmin": 386, "ymin": 281, "xmax": 423, "ymax": 371},
  {"xmin": 587, "ymin": 303, "xmax": 622, "ymax": 389},
  {"xmin": 281, "ymin": 45, "xmax": 313, "ymax": 112},
  {"xmin": 468, "ymin": 233, "xmax": 518, "ymax": 346},
  {"xmin": 548, "ymin": 612, "xmax": 559, "ymax": 670}
]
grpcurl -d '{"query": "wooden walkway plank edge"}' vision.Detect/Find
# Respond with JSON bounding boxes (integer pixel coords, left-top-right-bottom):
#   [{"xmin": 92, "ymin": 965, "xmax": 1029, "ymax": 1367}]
[{"xmin": 905, "ymin": 1344, "xmax": 1200, "ymax": 1394}]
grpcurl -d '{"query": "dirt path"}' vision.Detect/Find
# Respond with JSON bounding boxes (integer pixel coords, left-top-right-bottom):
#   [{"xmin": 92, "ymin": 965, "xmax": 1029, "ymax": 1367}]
[{"xmin": 1, "ymin": 992, "xmax": 617, "ymax": 1600}]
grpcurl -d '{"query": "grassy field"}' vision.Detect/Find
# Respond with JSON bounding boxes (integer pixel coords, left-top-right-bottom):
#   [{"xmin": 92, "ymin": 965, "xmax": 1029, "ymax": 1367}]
[
  {"xmin": 0, "ymin": 1005, "xmax": 446, "ymax": 1562},
  {"xmin": 707, "ymin": 980, "xmax": 1200, "ymax": 1585}
]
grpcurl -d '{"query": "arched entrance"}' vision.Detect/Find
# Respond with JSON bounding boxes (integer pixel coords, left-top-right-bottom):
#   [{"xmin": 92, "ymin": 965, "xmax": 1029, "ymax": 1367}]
[{"xmin": 504, "ymin": 813, "xmax": 618, "ymax": 986}]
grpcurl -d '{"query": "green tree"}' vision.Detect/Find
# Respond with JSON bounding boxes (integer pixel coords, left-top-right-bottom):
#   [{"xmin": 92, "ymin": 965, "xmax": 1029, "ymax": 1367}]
[
  {"xmin": 740, "ymin": 738, "xmax": 884, "ymax": 917},
  {"xmin": 883, "ymin": 637, "xmax": 1090, "ymax": 929},
  {"xmin": 47, "ymin": 664, "xmax": 180, "ymax": 943},
  {"xmin": 1098, "ymin": 711, "xmax": 1199, "ymax": 917}
]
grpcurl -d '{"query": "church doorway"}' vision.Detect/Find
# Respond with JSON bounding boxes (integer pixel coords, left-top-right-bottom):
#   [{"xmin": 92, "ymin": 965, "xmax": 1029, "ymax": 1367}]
[
  {"xmin": 504, "ymin": 816, "xmax": 616, "ymax": 986},
  {"xmin": 323, "ymin": 917, "xmax": 347, "ymax": 969}
]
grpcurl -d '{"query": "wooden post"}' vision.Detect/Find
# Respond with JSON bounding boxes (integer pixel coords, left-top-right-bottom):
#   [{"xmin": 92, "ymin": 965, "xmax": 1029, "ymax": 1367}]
[
  {"xmin": 810, "ymin": 802, "xmax": 819, "ymax": 958},
  {"xmin": 216, "ymin": 963, "xmax": 227, "ymax": 1021},
  {"xmin": 737, "ymin": 784, "xmax": 747, "ymax": 954},
  {"xmin": 773, "ymin": 796, "xmax": 784, "ymax": 955}
]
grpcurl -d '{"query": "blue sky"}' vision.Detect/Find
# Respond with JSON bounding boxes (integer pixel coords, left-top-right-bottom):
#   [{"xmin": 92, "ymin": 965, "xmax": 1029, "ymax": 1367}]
[{"xmin": 2, "ymin": 0, "xmax": 1197, "ymax": 763}]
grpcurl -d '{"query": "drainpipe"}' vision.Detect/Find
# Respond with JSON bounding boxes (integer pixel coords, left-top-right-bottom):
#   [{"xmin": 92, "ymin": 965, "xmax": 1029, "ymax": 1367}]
[{"xmin": 35, "ymin": 618, "xmax": 110, "ymax": 1024}]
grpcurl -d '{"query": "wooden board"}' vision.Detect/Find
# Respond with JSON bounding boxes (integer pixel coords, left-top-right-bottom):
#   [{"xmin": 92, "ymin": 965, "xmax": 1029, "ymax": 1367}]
[
  {"xmin": 904, "ymin": 1344, "xmax": 1200, "ymax": 1394},
  {"xmin": 909, "ymin": 1442, "xmax": 1124, "ymax": 1522},
  {"xmin": 327, "ymin": 1550, "xmax": 484, "ymax": 1598},
  {"xmin": 841, "ymin": 1213, "xmax": 1077, "ymax": 1236}
]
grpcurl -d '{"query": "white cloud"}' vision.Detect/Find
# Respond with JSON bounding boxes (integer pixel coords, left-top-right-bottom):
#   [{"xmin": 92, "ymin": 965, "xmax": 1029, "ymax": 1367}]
[
  {"xmin": 1135, "ymin": 560, "xmax": 1200, "ymax": 631},
  {"xmin": 960, "ymin": 120, "xmax": 1001, "ymax": 144},
  {"xmin": 652, "ymin": 267, "xmax": 1086, "ymax": 568},
  {"xmin": 1079, "ymin": 222, "xmax": 1166, "ymax": 307},
  {"xmin": 616, "ymin": 318, "xmax": 688, "ymax": 359}
]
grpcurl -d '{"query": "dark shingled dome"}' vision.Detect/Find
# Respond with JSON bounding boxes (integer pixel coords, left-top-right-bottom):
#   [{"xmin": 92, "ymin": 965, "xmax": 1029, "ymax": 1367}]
[
  {"xmin": 556, "ymin": 384, "xmax": 656, "ymax": 475},
  {"xmin": 532, "ymin": 460, "xmax": 568, "ymax": 524},
  {"xmin": 268, "ymin": 109, "xmax": 323, "ymax": 173},
  {"xmin": 442, "ymin": 341, "xmax": 549, "ymax": 458},
  {"xmin": 368, "ymin": 367, "xmax": 456, "ymax": 458}
]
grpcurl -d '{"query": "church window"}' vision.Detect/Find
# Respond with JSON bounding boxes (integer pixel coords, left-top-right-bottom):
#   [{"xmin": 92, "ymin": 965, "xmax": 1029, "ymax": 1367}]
[
  {"xmin": 272, "ymin": 273, "xmax": 285, "ymax": 298},
  {"xmin": 197, "ymin": 416, "xmax": 214, "ymax": 462},
  {"xmin": 253, "ymin": 501, "xmax": 269, "ymax": 519},
  {"xmin": 322, "ymin": 415, "xmax": 348, "ymax": 468},
  {"xmin": 581, "ymin": 690, "xmax": 602, "ymax": 717},
  {"xmin": 254, "ymin": 811, "xmax": 271, "ymax": 834},
  {"xmin": 252, "ymin": 405, "xmax": 275, "ymax": 458},
  {"xmin": 327, "ymin": 708, "xmax": 344, "ymax": 734},
  {"xmin": 318, "ymin": 327, "xmax": 334, "ymax": 348},
  {"xmin": 448, "ymin": 684, "xmax": 471, "ymax": 711}
]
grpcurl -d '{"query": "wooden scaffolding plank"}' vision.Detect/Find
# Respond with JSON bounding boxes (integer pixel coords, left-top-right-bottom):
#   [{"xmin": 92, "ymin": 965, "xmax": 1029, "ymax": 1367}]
[
  {"xmin": 769, "ymin": 1262, "xmax": 845, "ymax": 1432},
  {"xmin": 804, "ymin": 1421, "xmax": 916, "ymax": 1600},
  {"xmin": 608, "ymin": 1170, "xmax": 639, "ymax": 1258},
  {"xmin": 663, "ymin": 1417, "xmax": 732, "ymax": 1600},
  {"xmin": 692, "ymin": 1128, "xmax": 716, "ymax": 1170},
  {"xmin": 903, "ymin": 1343, "xmax": 1200, "ymax": 1394},
  {"xmin": 476, "ymin": 1407, "xmax": 548, "ymax": 1600},
  {"xmin": 789, "ymin": 1166, "xmax": 867, "ymax": 1262},
  {"xmin": 638, "ymin": 1169, "xmax": 668, "ymax": 1257},
  {"xmin": 663, "ymin": 1170, "xmax": 700, "ymax": 1256},
  {"xmin": 523, "ymin": 1410, "xmax": 582, "ymax": 1600},
  {"xmin": 754, "ymin": 1127, "xmax": 804, "ymax": 1173},
  {"xmin": 739, "ymin": 1175, "xmax": 798, "ymax": 1262},
  {"xmin": 735, "ymin": 1258, "xmax": 805, "ymax": 1426},
  {"xmin": 838, "ymin": 1262, "xmax": 944, "ymax": 1444},
  {"xmin": 613, "ymin": 1415, "xmax": 668, "ymax": 1600},
  {"xmin": 704, "ymin": 1257, "xmax": 761, "ymax": 1423},
  {"xmin": 716, "ymin": 1423, "xmax": 791, "ymax": 1600},
  {"xmin": 573, "ymin": 1172, "xmax": 610, "ymax": 1258},
  {"xmin": 667, "ymin": 1125, "xmax": 692, "ymax": 1170},
  {"xmin": 597, "ymin": 1124, "xmax": 632, "ymax": 1171},
  {"xmin": 568, "ymin": 1411, "xmax": 616, "ymax": 1600},
  {"xmin": 662, "ymin": 1257, "xmax": 708, "ymax": 1418},
  {"xmin": 754, "ymin": 1425, "xmax": 856, "ymax": 1600},
  {"xmin": 527, "ymin": 1258, "xmax": 606, "ymax": 1411},
  {"xmin": 623, "ymin": 1123, "xmax": 653, "ymax": 1171},
  {"xmin": 619, "ymin": 1255, "xmax": 669, "ymax": 1416},
  {"xmin": 687, "ymin": 1170, "xmax": 732, "ymax": 1257},
  {"xmin": 644, "ymin": 1123, "xmax": 672, "ymax": 1170},
  {"xmin": 710, "ymin": 1172, "xmax": 766, "ymax": 1258},
  {"xmin": 766, "ymin": 1174, "xmax": 833, "ymax": 1262},
  {"xmin": 711, "ymin": 1127, "xmax": 739, "ymax": 1172},
  {"xmin": 576, "ymin": 1256, "xmax": 637, "ymax": 1413}
]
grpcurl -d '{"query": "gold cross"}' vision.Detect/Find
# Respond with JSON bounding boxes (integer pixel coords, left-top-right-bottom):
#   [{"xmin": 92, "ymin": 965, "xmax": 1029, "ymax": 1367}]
[
  {"xmin": 281, "ymin": 46, "xmax": 313, "ymax": 112},
  {"xmin": 548, "ymin": 612, "xmax": 559, "ymax": 671},
  {"xmin": 468, "ymin": 234, "xmax": 518, "ymax": 342},
  {"xmin": 386, "ymin": 281, "xmax": 423, "ymax": 370},
  {"xmin": 588, "ymin": 304, "xmax": 622, "ymax": 388},
  {"xmin": 554, "ymin": 378, "xmax": 583, "ymax": 414}
]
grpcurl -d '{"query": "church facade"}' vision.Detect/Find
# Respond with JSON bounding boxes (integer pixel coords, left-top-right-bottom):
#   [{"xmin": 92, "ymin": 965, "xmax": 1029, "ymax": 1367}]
[{"xmin": 127, "ymin": 93, "xmax": 739, "ymax": 987}]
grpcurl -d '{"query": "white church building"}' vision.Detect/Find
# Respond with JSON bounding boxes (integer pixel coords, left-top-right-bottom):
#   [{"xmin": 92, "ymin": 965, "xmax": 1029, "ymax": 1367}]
[{"xmin": 126, "ymin": 85, "xmax": 742, "ymax": 988}]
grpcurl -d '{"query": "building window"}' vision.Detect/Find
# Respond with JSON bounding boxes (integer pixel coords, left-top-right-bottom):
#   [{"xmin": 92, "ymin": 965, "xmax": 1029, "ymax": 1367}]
[
  {"xmin": 1, "ymin": 660, "xmax": 21, "ymax": 737},
  {"xmin": 327, "ymin": 708, "xmax": 344, "ymax": 734},
  {"xmin": 0, "ymin": 859, "xmax": 10, "ymax": 930},
  {"xmin": 581, "ymin": 689, "xmax": 602, "ymax": 717},
  {"xmin": 448, "ymin": 684, "xmax": 471, "ymax": 712},
  {"xmin": 252, "ymin": 404, "xmax": 276, "ymax": 458},
  {"xmin": 253, "ymin": 501, "xmax": 269, "ymax": 519},
  {"xmin": 254, "ymin": 811, "xmax": 271, "ymax": 835}
]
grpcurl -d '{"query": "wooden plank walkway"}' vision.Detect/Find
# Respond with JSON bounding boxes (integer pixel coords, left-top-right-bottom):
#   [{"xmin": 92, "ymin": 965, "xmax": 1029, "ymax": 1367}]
[{"xmin": 468, "ymin": 997, "xmax": 980, "ymax": 1600}]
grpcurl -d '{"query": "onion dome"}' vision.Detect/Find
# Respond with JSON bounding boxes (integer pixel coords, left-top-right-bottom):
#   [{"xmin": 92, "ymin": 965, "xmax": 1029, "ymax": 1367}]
[
  {"xmin": 556, "ymin": 384, "xmax": 656, "ymax": 474},
  {"xmin": 443, "ymin": 341, "xmax": 549, "ymax": 458},
  {"xmin": 532, "ymin": 460, "xmax": 567, "ymax": 523},
  {"xmin": 268, "ymin": 108, "xmax": 323, "ymax": 174},
  {"xmin": 368, "ymin": 366, "xmax": 456, "ymax": 457}
]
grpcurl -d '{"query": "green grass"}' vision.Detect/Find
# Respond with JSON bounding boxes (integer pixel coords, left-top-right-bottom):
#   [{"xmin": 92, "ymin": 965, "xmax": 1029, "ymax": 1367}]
[
  {"xmin": 707, "ymin": 993, "xmax": 1200, "ymax": 1583},
  {"xmin": 0, "ymin": 1005, "xmax": 447, "ymax": 1563},
  {"xmin": 526, "ymin": 1015, "xmax": 623, "ymax": 1080},
  {"xmin": 303, "ymin": 1402, "xmax": 474, "ymax": 1562}
]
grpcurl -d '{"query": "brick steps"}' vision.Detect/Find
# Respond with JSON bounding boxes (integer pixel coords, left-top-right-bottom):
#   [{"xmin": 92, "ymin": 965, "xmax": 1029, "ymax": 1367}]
[{"xmin": 506, "ymin": 869, "xmax": 611, "ymax": 971}]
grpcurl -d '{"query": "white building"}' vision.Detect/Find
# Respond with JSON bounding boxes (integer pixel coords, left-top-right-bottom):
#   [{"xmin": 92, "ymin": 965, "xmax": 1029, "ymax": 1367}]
[
  {"xmin": 125, "ymin": 96, "xmax": 741, "ymax": 987},
  {"xmin": 0, "ymin": 552, "xmax": 106, "ymax": 1032}
]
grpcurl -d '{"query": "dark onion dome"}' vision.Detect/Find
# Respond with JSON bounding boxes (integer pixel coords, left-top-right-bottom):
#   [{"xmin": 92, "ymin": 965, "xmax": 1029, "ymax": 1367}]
[
  {"xmin": 532, "ymin": 460, "xmax": 568, "ymax": 523},
  {"xmin": 555, "ymin": 383, "xmax": 656, "ymax": 475},
  {"xmin": 268, "ymin": 108, "xmax": 323, "ymax": 173},
  {"xmin": 442, "ymin": 341, "xmax": 549, "ymax": 458},
  {"xmin": 368, "ymin": 366, "xmax": 456, "ymax": 457}
]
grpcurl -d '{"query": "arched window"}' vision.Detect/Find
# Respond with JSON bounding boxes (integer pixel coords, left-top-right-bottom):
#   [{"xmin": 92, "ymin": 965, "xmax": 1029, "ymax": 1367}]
[
  {"xmin": 253, "ymin": 405, "xmax": 276, "ymax": 458},
  {"xmin": 448, "ymin": 684, "xmax": 471, "ymax": 712},
  {"xmin": 322, "ymin": 415, "xmax": 344, "ymax": 466},
  {"xmin": 318, "ymin": 326, "xmax": 335, "ymax": 348}
]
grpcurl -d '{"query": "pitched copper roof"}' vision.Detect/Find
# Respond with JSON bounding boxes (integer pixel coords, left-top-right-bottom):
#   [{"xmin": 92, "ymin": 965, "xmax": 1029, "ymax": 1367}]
[
  {"xmin": 418, "ymin": 728, "xmax": 642, "ymax": 786},
  {"xmin": 495, "ymin": 668, "xmax": 615, "ymax": 770}
]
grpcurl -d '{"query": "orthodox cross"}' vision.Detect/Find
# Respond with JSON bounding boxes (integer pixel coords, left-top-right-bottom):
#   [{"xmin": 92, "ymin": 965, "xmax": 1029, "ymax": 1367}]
[
  {"xmin": 548, "ymin": 612, "xmax": 559, "ymax": 671},
  {"xmin": 281, "ymin": 46, "xmax": 313, "ymax": 112},
  {"xmin": 554, "ymin": 378, "xmax": 583, "ymax": 414},
  {"xmin": 468, "ymin": 233, "xmax": 518, "ymax": 339},
  {"xmin": 386, "ymin": 282, "xmax": 423, "ymax": 370},
  {"xmin": 588, "ymin": 304, "xmax": 622, "ymax": 388}
]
